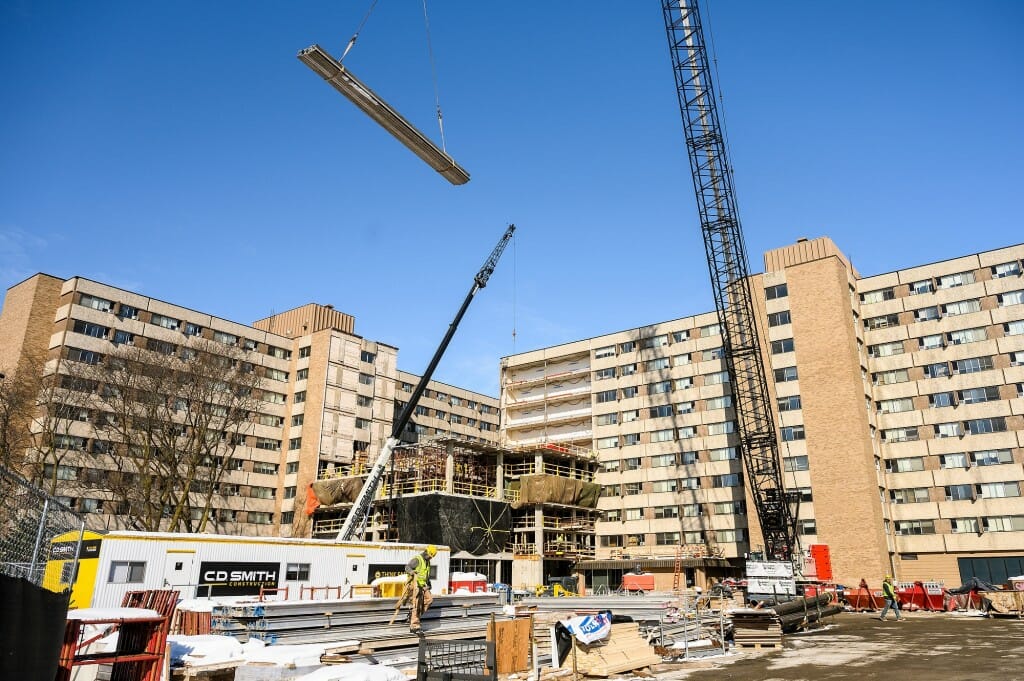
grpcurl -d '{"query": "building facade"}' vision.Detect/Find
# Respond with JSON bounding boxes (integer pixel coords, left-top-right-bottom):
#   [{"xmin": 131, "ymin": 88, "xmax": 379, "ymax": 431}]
[{"xmin": 500, "ymin": 239, "xmax": 1024, "ymax": 587}]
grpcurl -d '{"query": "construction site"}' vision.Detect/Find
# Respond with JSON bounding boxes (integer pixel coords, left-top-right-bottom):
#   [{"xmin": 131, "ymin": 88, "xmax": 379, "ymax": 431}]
[{"xmin": 1, "ymin": 1, "xmax": 1022, "ymax": 680}]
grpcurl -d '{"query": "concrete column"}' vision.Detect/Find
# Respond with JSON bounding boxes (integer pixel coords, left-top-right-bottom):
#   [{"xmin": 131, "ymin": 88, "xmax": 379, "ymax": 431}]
[
  {"xmin": 445, "ymin": 440, "xmax": 454, "ymax": 494},
  {"xmin": 496, "ymin": 451, "xmax": 504, "ymax": 498}
]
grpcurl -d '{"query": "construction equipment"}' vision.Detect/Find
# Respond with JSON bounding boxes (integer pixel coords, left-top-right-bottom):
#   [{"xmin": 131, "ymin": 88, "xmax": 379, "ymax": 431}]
[
  {"xmin": 336, "ymin": 224, "xmax": 516, "ymax": 541},
  {"xmin": 660, "ymin": 1, "xmax": 799, "ymax": 562}
]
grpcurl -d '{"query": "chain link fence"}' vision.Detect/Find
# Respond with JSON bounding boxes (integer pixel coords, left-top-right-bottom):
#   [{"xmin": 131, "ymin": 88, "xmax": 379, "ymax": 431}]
[{"xmin": 0, "ymin": 464, "xmax": 85, "ymax": 591}]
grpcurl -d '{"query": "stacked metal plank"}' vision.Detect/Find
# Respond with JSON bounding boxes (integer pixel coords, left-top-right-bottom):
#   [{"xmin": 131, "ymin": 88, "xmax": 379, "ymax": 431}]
[
  {"xmin": 211, "ymin": 593, "xmax": 503, "ymax": 647},
  {"xmin": 729, "ymin": 609, "xmax": 783, "ymax": 649}
]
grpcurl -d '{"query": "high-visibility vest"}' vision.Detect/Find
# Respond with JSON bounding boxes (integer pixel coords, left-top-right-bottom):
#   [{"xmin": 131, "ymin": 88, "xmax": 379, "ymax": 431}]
[
  {"xmin": 883, "ymin": 581, "xmax": 897, "ymax": 599},
  {"xmin": 413, "ymin": 554, "xmax": 430, "ymax": 587}
]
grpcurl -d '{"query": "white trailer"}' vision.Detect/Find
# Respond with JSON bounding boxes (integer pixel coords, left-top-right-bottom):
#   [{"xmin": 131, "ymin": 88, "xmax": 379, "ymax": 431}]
[{"xmin": 68, "ymin": 531, "xmax": 448, "ymax": 608}]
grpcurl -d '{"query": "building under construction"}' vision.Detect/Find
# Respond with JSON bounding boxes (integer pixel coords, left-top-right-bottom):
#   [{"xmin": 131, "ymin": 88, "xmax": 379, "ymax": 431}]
[{"xmin": 306, "ymin": 436, "xmax": 602, "ymax": 588}]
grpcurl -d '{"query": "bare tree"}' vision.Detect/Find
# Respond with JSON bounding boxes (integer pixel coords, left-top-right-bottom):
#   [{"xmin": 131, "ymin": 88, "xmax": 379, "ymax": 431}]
[
  {"xmin": 0, "ymin": 352, "xmax": 47, "ymax": 471},
  {"xmin": 17, "ymin": 337, "xmax": 267, "ymax": 532}
]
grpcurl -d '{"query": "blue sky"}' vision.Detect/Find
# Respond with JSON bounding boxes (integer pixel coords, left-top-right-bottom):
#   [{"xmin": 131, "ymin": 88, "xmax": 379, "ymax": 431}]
[{"xmin": 2, "ymin": 2, "xmax": 1021, "ymax": 397}]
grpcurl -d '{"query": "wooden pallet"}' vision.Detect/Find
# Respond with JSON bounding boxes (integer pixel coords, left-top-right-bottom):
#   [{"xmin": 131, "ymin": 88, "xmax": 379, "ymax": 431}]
[{"xmin": 567, "ymin": 623, "xmax": 663, "ymax": 677}]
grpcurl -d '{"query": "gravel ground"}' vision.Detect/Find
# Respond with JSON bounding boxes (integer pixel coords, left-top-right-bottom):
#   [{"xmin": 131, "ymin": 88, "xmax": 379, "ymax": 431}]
[{"xmin": 652, "ymin": 611, "xmax": 1024, "ymax": 681}]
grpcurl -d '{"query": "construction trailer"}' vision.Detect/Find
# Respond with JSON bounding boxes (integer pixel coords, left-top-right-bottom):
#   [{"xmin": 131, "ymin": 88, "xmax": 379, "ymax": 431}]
[
  {"xmin": 308, "ymin": 436, "xmax": 602, "ymax": 590},
  {"xmin": 46, "ymin": 531, "xmax": 448, "ymax": 609}
]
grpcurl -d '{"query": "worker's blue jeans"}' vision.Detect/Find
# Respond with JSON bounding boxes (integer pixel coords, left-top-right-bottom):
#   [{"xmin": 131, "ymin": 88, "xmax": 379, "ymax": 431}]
[{"xmin": 879, "ymin": 597, "xmax": 902, "ymax": 620}]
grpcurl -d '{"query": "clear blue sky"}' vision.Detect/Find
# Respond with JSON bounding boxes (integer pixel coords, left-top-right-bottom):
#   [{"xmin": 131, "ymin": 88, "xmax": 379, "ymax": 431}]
[{"xmin": 2, "ymin": 2, "xmax": 1021, "ymax": 397}]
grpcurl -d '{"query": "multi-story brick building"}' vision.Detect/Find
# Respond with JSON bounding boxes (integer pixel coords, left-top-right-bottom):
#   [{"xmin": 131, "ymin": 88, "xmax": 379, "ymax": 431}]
[
  {"xmin": 0, "ymin": 275, "xmax": 498, "ymax": 539},
  {"xmin": 500, "ymin": 238, "xmax": 1024, "ymax": 588}
]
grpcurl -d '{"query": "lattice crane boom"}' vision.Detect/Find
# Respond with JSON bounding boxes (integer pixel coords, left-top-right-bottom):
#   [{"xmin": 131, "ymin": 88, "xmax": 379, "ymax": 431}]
[{"xmin": 660, "ymin": 0, "xmax": 798, "ymax": 561}]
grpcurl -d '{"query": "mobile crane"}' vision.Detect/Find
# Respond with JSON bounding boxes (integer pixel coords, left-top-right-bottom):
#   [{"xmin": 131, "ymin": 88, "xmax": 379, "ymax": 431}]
[
  {"xmin": 661, "ymin": 0, "xmax": 799, "ymax": 562},
  {"xmin": 336, "ymin": 224, "xmax": 515, "ymax": 541}
]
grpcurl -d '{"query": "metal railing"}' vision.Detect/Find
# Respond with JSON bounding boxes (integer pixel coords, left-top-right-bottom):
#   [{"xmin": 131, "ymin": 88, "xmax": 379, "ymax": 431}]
[{"xmin": 0, "ymin": 465, "xmax": 85, "ymax": 592}]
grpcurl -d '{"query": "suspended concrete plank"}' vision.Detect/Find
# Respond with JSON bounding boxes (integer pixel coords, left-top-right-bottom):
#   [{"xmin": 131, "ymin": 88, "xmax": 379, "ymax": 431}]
[{"xmin": 298, "ymin": 44, "xmax": 471, "ymax": 186}]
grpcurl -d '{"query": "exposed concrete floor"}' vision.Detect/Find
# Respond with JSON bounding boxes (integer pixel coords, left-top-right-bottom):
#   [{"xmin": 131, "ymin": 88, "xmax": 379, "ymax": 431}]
[{"xmin": 654, "ymin": 612, "xmax": 1024, "ymax": 680}]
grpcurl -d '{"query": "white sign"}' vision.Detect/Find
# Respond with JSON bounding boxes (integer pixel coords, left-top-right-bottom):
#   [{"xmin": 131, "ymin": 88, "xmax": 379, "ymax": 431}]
[
  {"xmin": 746, "ymin": 560, "xmax": 793, "ymax": 578},
  {"xmin": 746, "ymin": 578, "xmax": 796, "ymax": 595}
]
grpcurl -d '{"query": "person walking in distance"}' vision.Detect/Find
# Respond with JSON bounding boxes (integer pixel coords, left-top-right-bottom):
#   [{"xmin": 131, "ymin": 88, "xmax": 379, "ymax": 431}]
[
  {"xmin": 878, "ymin": 575, "xmax": 903, "ymax": 621},
  {"xmin": 405, "ymin": 545, "xmax": 437, "ymax": 633}
]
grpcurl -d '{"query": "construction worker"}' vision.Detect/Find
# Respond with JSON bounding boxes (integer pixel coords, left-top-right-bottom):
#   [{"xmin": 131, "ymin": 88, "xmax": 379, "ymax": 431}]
[
  {"xmin": 405, "ymin": 544, "xmax": 437, "ymax": 633},
  {"xmin": 878, "ymin": 575, "xmax": 903, "ymax": 622}
]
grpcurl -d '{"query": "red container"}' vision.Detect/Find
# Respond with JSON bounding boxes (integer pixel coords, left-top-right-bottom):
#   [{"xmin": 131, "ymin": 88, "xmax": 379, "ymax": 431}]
[
  {"xmin": 809, "ymin": 545, "xmax": 833, "ymax": 581},
  {"xmin": 450, "ymin": 578, "xmax": 487, "ymax": 593},
  {"xmin": 897, "ymin": 581, "xmax": 945, "ymax": 611},
  {"xmin": 621, "ymin": 574, "xmax": 655, "ymax": 592}
]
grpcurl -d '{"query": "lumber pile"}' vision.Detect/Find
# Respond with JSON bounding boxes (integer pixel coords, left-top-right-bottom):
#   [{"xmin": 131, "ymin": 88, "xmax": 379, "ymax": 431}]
[
  {"xmin": 729, "ymin": 610, "xmax": 782, "ymax": 649},
  {"xmin": 564, "ymin": 622, "xmax": 663, "ymax": 677}
]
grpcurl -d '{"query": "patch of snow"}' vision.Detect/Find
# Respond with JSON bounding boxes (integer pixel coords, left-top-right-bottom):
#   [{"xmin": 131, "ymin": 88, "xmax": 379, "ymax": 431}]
[
  {"xmin": 66, "ymin": 607, "xmax": 161, "ymax": 620},
  {"xmin": 293, "ymin": 663, "xmax": 407, "ymax": 681}
]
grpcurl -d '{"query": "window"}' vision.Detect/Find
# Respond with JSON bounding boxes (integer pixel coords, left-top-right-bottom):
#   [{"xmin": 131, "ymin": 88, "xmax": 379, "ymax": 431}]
[
  {"xmin": 148, "ymin": 338, "xmax": 176, "ymax": 355},
  {"xmin": 248, "ymin": 512, "xmax": 273, "ymax": 525},
  {"xmin": 150, "ymin": 313, "xmax": 179, "ymax": 330},
  {"xmin": 72, "ymin": 320, "xmax": 108, "ymax": 338},
  {"xmin": 951, "ymin": 517, "xmax": 980, "ymax": 534},
  {"xmin": 116, "ymin": 304, "xmax": 139, "ymax": 320},
  {"xmin": 600, "ymin": 535, "xmax": 623, "ymax": 548},
  {"xmin": 626, "ymin": 534, "xmax": 646, "ymax": 547},
  {"xmin": 621, "ymin": 386, "xmax": 639, "ymax": 398},
  {"xmin": 619, "ymin": 341, "xmax": 636, "ymax": 353},
  {"xmin": 934, "ymin": 422, "xmax": 963, "ymax": 439},
  {"xmin": 674, "ymin": 353, "xmax": 691, "ymax": 366},
  {"xmin": 890, "ymin": 488, "xmax": 929, "ymax": 504},
  {"xmin": 765, "ymin": 283, "xmax": 788, "ymax": 300},
  {"xmin": 860, "ymin": 287, "xmax": 895, "ymax": 303},
  {"xmin": 255, "ymin": 437, "xmax": 281, "ymax": 451},
  {"xmin": 681, "ymin": 504, "xmax": 702, "ymax": 517},
  {"xmin": 268, "ymin": 346, "xmax": 291, "ymax": 360},
  {"xmin": 937, "ymin": 271, "xmax": 976, "ymax": 289},
  {"xmin": 620, "ymin": 363, "xmax": 637, "ymax": 376},
  {"xmin": 914, "ymin": 306, "xmax": 940, "ymax": 322},
  {"xmin": 1012, "ymin": 352, "xmax": 1024, "ymax": 367},
  {"xmin": 971, "ymin": 449, "xmax": 1013, "ymax": 466},
  {"xmin": 865, "ymin": 313, "xmax": 899, "ymax": 330},
  {"xmin": 289, "ymin": 437, "xmax": 302, "ymax": 450},
  {"xmin": 909, "ymin": 279, "xmax": 934, "ymax": 295},
  {"xmin": 109, "ymin": 561, "xmax": 146, "ymax": 584},
  {"xmin": 943, "ymin": 299, "xmax": 981, "ymax": 316},
  {"xmin": 702, "ymin": 347, "xmax": 724, "ymax": 361},
  {"xmin": 798, "ymin": 520, "xmax": 818, "ymax": 535},
  {"xmin": 293, "ymin": 390, "xmax": 306, "ymax": 403},
  {"xmin": 1007, "ymin": 320, "xmax": 1024, "ymax": 336},
  {"xmin": 773, "ymin": 366, "xmax": 798, "ymax": 382},
  {"xmin": 286, "ymin": 563, "xmax": 311, "ymax": 581},
  {"xmin": 655, "ymin": 505, "xmax": 680, "ymax": 519},
  {"xmin": 646, "ymin": 357, "xmax": 670, "ymax": 372},
  {"xmin": 604, "ymin": 509, "xmax": 621, "ymax": 522},
  {"xmin": 651, "ymin": 453, "xmax": 677, "ymax": 467},
  {"xmin": 624, "ymin": 482, "xmax": 642, "ymax": 496},
  {"xmin": 768, "ymin": 311, "xmax": 791, "ymax": 327},
  {"xmin": 594, "ymin": 367, "xmax": 616, "ymax": 380},
  {"xmin": 213, "ymin": 330, "xmax": 237, "ymax": 345},
  {"xmin": 965, "ymin": 417, "xmax": 1007, "ymax": 434},
  {"xmin": 79, "ymin": 293, "xmax": 114, "ymax": 312},
  {"xmin": 672, "ymin": 330, "xmax": 690, "ymax": 342},
  {"xmin": 709, "ymin": 447, "xmax": 737, "ymax": 461},
  {"xmin": 977, "ymin": 482, "xmax": 1020, "ymax": 499},
  {"xmin": 705, "ymin": 395, "xmax": 732, "ymax": 410},
  {"xmin": 674, "ymin": 377, "xmax": 694, "ymax": 390},
  {"xmin": 622, "ymin": 433, "xmax": 640, "ymax": 446},
  {"xmin": 869, "ymin": 341, "xmax": 905, "ymax": 357},
  {"xmin": 650, "ymin": 428, "xmax": 675, "ymax": 443},
  {"xmin": 983, "ymin": 516, "xmax": 1024, "ymax": 532},
  {"xmin": 595, "ymin": 389, "xmax": 617, "ymax": 404},
  {"xmin": 642, "ymin": 334, "xmax": 669, "ymax": 349},
  {"xmin": 112, "ymin": 330, "xmax": 134, "ymax": 346},
  {"xmin": 266, "ymin": 368, "xmax": 288, "ymax": 381},
  {"xmin": 647, "ymin": 380, "xmax": 671, "ymax": 395},
  {"xmin": 795, "ymin": 487, "xmax": 813, "ymax": 502},
  {"xmin": 882, "ymin": 427, "xmax": 918, "ymax": 443},
  {"xmin": 923, "ymin": 362, "xmax": 950, "ymax": 378},
  {"xmin": 357, "ymin": 373, "xmax": 374, "ymax": 386},
  {"xmin": 652, "ymin": 480, "xmax": 678, "ymax": 493},
  {"xmin": 649, "ymin": 405, "xmax": 673, "ymax": 418},
  {"xmin": 594, "ymin": 345, "xmax": 615, "ymax": 359},
  {"xmin": 295, "ymin": 368, "xmax": 308, "ymax": 381},
  {"xmin": 992, "ymin": 261, "xmax": 1022, "ymax": 278},
  {"xmin": 679, "ymin": 476, "xmax": 700, "ymax": 490},
  {"xmin": 299, "ymin": 346, "xmax": 312, "ymax": 358},
  {"xmin": 677, "ymin": 426, "xmax": 697, "ymax": 439},
  {"xmin": 242, "ymin": 338, "xmax": 257, "ymax": 351},
  {"xmin": 960, "ymin": 386, "xmax": 1000, "ymax": 404},
  {"xmin": 253, "ymin": 461, "xmax": 279, "ymax": 474},
  {"xmin": 679, "ymin": 451, "xmax": 698, "ymax": 465},
  {"xmin": 771, "ymin": 338, "xmax": 795, "ymax": 354},
  {"xmin": 713, "ymin": 473, "xmax": 742, "ymax": 488},
  {"xmin": 291, "ymin": 414, "xmax": 304, "ymax": 427},
  {"xmin": 945, "ymin": 484, "xmax": 973, "ymax": 501},
  {"xmin": 999, "ymin": 290, "xmax": 1024, "ymax": 307},
  {"xmin": 887, "ymin": 457, "xmax": 925, "ymax": 473},
  {"xmin": 940, "ymin": 453, "xmax": 968, "ymax": 469},
  {"xmin": 66, "ymin": 347, "xmax": 102, "ymax": 364},
  {"xmin": 947, "ymin": 327, "xmax": 988, "ymax": 345},
  {"xmin": 676, "ymin": 401, "xmax": 695, "ymax": 414},
  {"xmin": 877, "ymin": 398, "xmax": 913, "ymax": 414},
  {"xmin": 601, "ymin": 484, "xmax": 621, "ymax": 497},
  {"xmin": 713, "ymin": 501, "xmax": 745, "ymax": 515},
  {"xmin": 286, "ymin": 462, "xmax": 300, "ymax": 474},
  {"xmin": 620, "ymin": 508, "xmax": 643, "ymax": 522},
  {"xmin": 359, "ymin": 350, "xmax": 376, "ymax": 364},
  {"xmin": 929, "ymin": 392, "xmax": 955, "ymax": 408},
  {"xmin": 683, "ymin": 531, "xmax": 705, "ymax": 544},
  {"xmin": 895, "ymin": 520, "xmax": 936, "ymax": 535},
  {"xmin": 597, "ymin": 436, "xmax": 618, "ymax": 449},
  {"xmin": 707, "ymin": 421, "xmax": 734, "ymax": 435},
  {"xmin": 704, "ymin": 371, "xmax": 729, "ymax": 385},
  {"xmin": 655, "ymin": 531, "xmax": 681, "ymax": 546},
  {"xmin": 700, "ymin": 324, "xmax": 721, "ymax": 337},
  {"xmin": 784, "ymin": 455, "xmax": 809, "ymax": 472},
  {"xmin": 595, "ymin": 413, "xmax": 618, "ymax": 426},
  {"xmin": 622, "ymin": 409, "xmax": 639, "ymax": 422},
  {"xmin": 919, "ymin": 334, "xmax": 943, "ymax": 350}
]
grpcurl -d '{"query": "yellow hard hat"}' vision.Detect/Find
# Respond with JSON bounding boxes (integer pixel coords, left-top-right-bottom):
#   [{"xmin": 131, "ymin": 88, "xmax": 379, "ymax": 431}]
[{"xmin": 425, "ymin": 545, "xmax": 438, "ymax": 558}]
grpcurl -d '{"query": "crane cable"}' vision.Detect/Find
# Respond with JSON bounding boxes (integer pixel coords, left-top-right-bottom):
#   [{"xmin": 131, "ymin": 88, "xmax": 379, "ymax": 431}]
[
  {"xmin": 421, "ymin": 0, "xmax": 448, "ymax": 151},
  {"xmin": 339, "ymin": 0, "xmax": 380, "ymax": 62}
]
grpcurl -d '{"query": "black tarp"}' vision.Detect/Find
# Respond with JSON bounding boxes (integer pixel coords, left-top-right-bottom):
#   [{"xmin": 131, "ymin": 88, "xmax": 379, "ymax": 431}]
[
  {"xmin": 0, "ymin": 575, "xmax": 70, "ymax": 681},
  {"xmin": 947, "ymin": 577, "xmax": 1001, "ymax": 594},
  {"xmin": 395, "ymin": 494, "xmax": 511, "ymax": 554}
]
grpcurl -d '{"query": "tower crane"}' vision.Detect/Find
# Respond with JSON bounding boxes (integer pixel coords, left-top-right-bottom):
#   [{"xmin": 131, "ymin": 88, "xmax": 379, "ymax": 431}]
[
  {"xmin": 336, "ymin": 224, "xmax": 516, "ymax": 541},
  {"xmin": 660, "ymin": 1, "xmax": 799, "ymax": 561}
]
